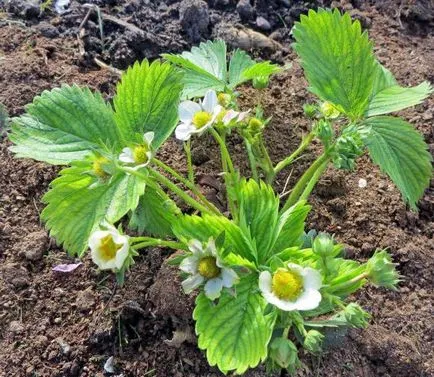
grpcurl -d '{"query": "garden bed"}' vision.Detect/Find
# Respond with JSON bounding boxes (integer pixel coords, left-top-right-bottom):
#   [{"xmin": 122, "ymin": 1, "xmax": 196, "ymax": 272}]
[{"xmin": 0, "ymin": 1, "xmax": 433, "ymax": 376}]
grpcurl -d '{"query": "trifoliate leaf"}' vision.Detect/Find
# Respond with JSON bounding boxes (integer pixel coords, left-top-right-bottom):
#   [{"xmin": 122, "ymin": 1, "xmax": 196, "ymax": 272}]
[
  {"xmin": 173, "ymin": 213, "xmax": 256, "ymax": 264},
  {"xmin": 42, "ymin": 160, "xmax": 145, "ymax": 256},
  {"xmin": 128, "ymin": 185, "xmax": 180, "ymax": 238},
  {"xmin": 270, "ymin": 201, "xmax": 311, "ymax": 257},
  {"xmin": 366, "ymin": 81, "xmax": 432, "ymax": 117},
  {"xmin": 292, "ymin": 9, "xmax": 377, "ymax": 119},
  {"xmin": 360, "ymin": 116, "xmax": 432, "ymax": 210},
  {"xmin": 194, "ymin": 273, "xmax": 276, "ymax": 374},
  {"xmin": 10, "ymin": 85, "xmax": 120, "ymax": 165},
  {"xmin": 113, "ymin": 60, "xmax": 183, "ymax": 148},
  {"xmin": 237, "ymin": 179, "xmax": 280, "ymax": 263},
  {"xmin": 163, "ymin": 40, "xmax": 227, "ymax": 98}
]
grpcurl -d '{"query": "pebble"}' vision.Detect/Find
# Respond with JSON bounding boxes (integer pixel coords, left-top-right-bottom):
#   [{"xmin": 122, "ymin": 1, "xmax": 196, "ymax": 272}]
[
  {"xmin": 8, "ymin": 320, "xmax": 25, "ymax": 334},
  {"xmin": 236, "ymin": 0, "xmax": 255, "ymax": 21},
  {"xmin": 256, "ymin": 16, "xmax": 271, "ymax": 31},
  {"xmin": 54, "ymin": 317, "xmax": 62, "ymax": 324},
  {"xmin": 358, "ymin": 178, "xmax": 368, "ymax": 188}
]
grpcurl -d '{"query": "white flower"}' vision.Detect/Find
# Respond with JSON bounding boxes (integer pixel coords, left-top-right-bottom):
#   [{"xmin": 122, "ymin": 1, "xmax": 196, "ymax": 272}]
[
  {"xmin": 89, "ymin": 224, "xmax": 129, "ymax": 270},
  {"xmin": 259, "ymin": 263, "xmax": 322, "ymax": 311},
  {"xmin": 119, "ymin": 132, "xmax": 154, "ymax": 169},
  {"xmin": 175, "ymin": 90, "xmax": 222, "ymax": 141},
  {"xmin": 221, "ymin": 109, "xmax": 250, "ymax": 126},
  {"xmin": 180, "ymin": 238, "xmax": 239, "ymax": 300}
]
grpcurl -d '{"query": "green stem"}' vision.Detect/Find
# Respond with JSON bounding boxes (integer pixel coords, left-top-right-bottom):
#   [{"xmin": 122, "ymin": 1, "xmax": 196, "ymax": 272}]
[
  {"xmin": 282, "ymin": 153, "xmax": 331, "ymax": 211},
  {"xmin": 258, "ymin": 135, "xmax": 274, "ymax": 183},
  {"xmin": 210, "ymin": 128, "xmax": 238, "ymax": 220},
  {"xmin": 244, "ymin": 139, "xmax": 259, "ymax": 181},
  {"xmin": 132, "ymin": 238, "xmax": 187, "ymax": 251},
  {"xmin": 328, "ymin": 272, "xmax": 369, "ymax": 293},
  {"xmin": 298, "ymin": 158, "xmax": 329, "ymax": 202},
  {"xmin": 149, "ymin": 169, "xmax": 212, "ymax": 215},
  {"xmin": 152, "ymin": 158, "xmax": 221, "ymax": 215},
  {"xmin": 184, "ymin": 139, "xmax": 194, "ymax": 184},
  {"xmin": 273, "ymin": 132, "xmax": 315, "ymax": 177}
]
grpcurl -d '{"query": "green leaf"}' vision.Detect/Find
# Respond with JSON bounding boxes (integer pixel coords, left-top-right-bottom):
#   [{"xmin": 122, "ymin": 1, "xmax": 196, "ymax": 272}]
[
  {"xmin": 228, "ymin": 48, "xmax": 255, "ymax": 87},
  {"xmin": 270, "ymin": 201, "xmax": 312, "ymax": 257},
  {"xmin": 42, "ymin": 160, "xmax": 145, "ymax": 255},
  {"xmin": 360, "ymin": 116, "xmax": 432, "ymax": 209},
  {"xmin": 128, "ymin": 185, "xmax": 180, "ymax": 238},
  {"xmin": 9, "ymin": 85, "xmax": 119, "ymax": 165},
  {"xmin": 366, "ymin": 81, "xmax": 432, "ymax": 117},
  {"xmin": 113, "ymin": 60, "xmax": 183, "ymax": 148},
  {"xmin": 239, "ymin": 62, "xmax": 281, "ymax": 83},
  {"xmin": 173, "ymin": 213, "xmax": 257, "ymax": 263},
  {"xmin": 237, "ymin": 179, "xmax": 280, "ymax": 263},
  {"xmin": 194, "ymin": 273, "xmax": 276, "ymax": 374},
  {"xmin": 163, "ymin": 40, "xmax": 227, "ymax": 98},
  {"xmin": 292, "ymin": 9, "xmax": 377, "ymax": 119}
]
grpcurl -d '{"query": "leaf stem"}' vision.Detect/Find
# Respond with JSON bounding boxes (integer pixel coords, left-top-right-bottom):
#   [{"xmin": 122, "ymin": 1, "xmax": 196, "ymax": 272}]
[
  {"xmin": 131, "ymin": 237, "xmax": 187, "ymax": 251},
  {"xmin": 328, "ymin": 272, "xmax": 369, "ymax": 293},
  {"xmin": 282, "ymin": 153, "xmax": 331, "ymax": 211},
  {"xmin": 152, "ymin": 158, "xmax": 221, "ymax": 215},
  {"xmin": 273, "ymin": 132, "xmax": 315, "ymax": 177},
  {"xmin": 244, "ymin": 138, "xmax": 259, "ymax": 181},
  {"xmin": 184, "ymin": 139, "xmax": 194, "ymax": 184},
  {"xmin": 258, "ymin": 135, "xmax": 274, "ymax": 183}
]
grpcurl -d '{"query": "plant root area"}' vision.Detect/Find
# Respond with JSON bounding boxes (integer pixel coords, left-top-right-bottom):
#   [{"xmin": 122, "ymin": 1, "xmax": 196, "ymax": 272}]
[{"xmin": 0, "ymin": 1, "xmax": 433, "ymax": 376}]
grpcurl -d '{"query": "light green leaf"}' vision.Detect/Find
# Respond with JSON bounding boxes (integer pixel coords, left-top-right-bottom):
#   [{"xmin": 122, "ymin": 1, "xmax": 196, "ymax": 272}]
[
  {"xmin": 270, "ymin": 201, "xmax": 312, "ymax": 257},
  {"xmin": 366, "ymin": 81, "xmax": 432, "ymax": 117},
  {"xmin": 194, "ymin": 273, "xmax": 276, "ymax": 374},
  {"xmin": 9, "ymin": 85, "xmax": 119, "ymax": 165},
  {"xmin": 237, "ymin": 179, "xmax": 280, "ymax": 263},
  {"xmin": 239, "ymin": 61, "xmax": 281, "ymax": 82},
  {"xmin": 163, "ymin": 40, "xmax": 227, "ymax": 98},
  {"xmin": 292, "ymin": 9, "xmax": 377, "ymax": 119},
  {"xmin": 113, "ymin": 60, "xmax": 183, "ymax": 148},
  {"xmin": 128, "ymin": 185, "xmax": 180, "ymax": 238},
  {"xmin": 173, "ymin": 214, "xmax": 256, "ymax": 263},
  {"xmin": 228, "ymin": 48, "xmax": 255, "ymax": 87},
  {"xmin": 371, "ymin": 63, "xmax": 397, "ymax": 96},
  {"xmin": 360, "ymin": 116, "xmax": 432, "ymax": 209},
  {"xmin": 42, "ymin": 160, "xmax": 145, "ymax": 255}
]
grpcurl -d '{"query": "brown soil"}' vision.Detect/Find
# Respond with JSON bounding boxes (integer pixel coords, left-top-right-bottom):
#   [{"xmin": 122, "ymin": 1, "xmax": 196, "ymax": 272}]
[{"xmin": 0, "ymin": 1, "xmax": 433, "ymax": 376}]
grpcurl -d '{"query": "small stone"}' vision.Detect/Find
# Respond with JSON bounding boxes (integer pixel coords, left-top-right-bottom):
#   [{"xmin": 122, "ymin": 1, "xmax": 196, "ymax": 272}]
[
  {"xmin": 256, "ymin": 16, "xmax": 271, "ymax": 31},
  {"xmin": 179, "ymin": 0, "xmax": 209, "ymax": 43},
  {"xmin": 236, "ymin": 0, "xmax": 255, "ymax": 21},
  {"xmin": 54, "ymin": 317, "xmax": 62, "ymax": 324},
  {"xmin": 56, "ymin": 338, "xmax": 71, "ymax": 355},
  {"xmin": 75, "ymin": 288, "xmax": 95, "ymax": 311},
  {"xmin": 358, "ymin": 178, "xmax": 367, "ymax": 188},
  {"xmin": 8, "ymin": 320, "xmax": 25, "ymax": 334},
  {"xmin": 6, "ymin": 0, "xmax": 40, "ymax": 19}
]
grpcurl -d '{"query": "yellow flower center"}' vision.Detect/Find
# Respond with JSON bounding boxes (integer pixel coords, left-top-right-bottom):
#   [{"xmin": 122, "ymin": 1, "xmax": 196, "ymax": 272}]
[
  {"xmin": 99, "ymin": 234, "xmax": 123, "ymax": 261},
  {"xmin": 132, "ymin": 144, "xmax": 150, "ymax": 164},
  {"xmin": 217, "ymin": 93, "xmax": 231, "ymax": 107},
  {"xmin": 321, "ymin": 102, "xmax": 340, "ymax": 119},
  {"xmin": 272, "ymin": 269, "xmax": 304, "ymax": 301},
  {"xmin": 192, "ymin": 111, "xmax": 212, "ymax": 129},
  {"xmin": 198, "ymin": 256, "xmax": 221, "ymax": 279},
  {"xmin": 92, "ymin": 156, "xmax": 110, "ymax": 178}
]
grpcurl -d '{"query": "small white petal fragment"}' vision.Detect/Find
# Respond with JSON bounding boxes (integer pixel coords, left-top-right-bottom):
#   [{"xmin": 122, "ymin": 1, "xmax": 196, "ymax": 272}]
[
  {"xmin": 259, "ymin": 263, "xmax": 322, "ymax": 312},
  {"xmin": 358, "ymin": 178, "xmax": 368, "ymax": 188},
  {"xmin": 104, "ymin": 356, "xmax": 115, "ymax": 374}
]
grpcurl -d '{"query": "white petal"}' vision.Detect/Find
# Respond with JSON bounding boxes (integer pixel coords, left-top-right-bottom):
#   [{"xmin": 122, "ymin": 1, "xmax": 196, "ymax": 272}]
[
  {"xmin": 182, "ymin": 274, "xmax": 204, "ymax": 294},
  {"xmin": 222, "ymin": 109, "xmax": 239, "ymax": 125},
  {"xmin": 292, "ymin": 289, "xmax": 322, "ymax": 311},
  {"xmin": 179, "ymin": 101, "xmax": 201, "ymax": 122},
  {"xmin": 196, "ymin": 122, "xmax": 213, "ymax": 136},
  {"xmin": 286, "ymin": 263, "xmax": 304, "ymax": 275},
  {"xmin": 202, "ymin": 90, "xmax": 218, "ymax": 113},
  {"xmin": 259, "ymin": 271, "xmax": 273, "ymax": 294},
  {"xmin": 179, "ymin": 255, "xmax": 199, "ymax": 274},
  {"xmin": 264, "ymin": 292, "xmax": 300, "ymax": 311},
  {"xmin": 115, "ymin": 242, "xmax": 130, "ymax": 270},
  {"xmin": 188, "ymin": 239, "xmax": 204, "ymax": 255},
  {"xmin": 221, "ymin": 268, "xmax": 238, "ymax": 288},
  {"xmin": 303, "ymin": 268, "xmax": 322, "ymax": 290},
  {"xmin": 119, "ymin": 148, "xmax": 135, "ymax": 163},
  {"xmin": 204, "ymin": 238, "xmax": 217, "ymax": 256},
  {"xmin": 175, "ymin": 123, "xmax": 197, "ymax": 141},
  {"xmin": 143, "ymin": 131, "xmax": 155, "ymax": 146},
  {"xmin": 237, "ymin": 110, "xmax": 250, "ymax": 122},
  {"xmin": 204, "ymin": 278, "xmax": 223, "ymax": 300}
]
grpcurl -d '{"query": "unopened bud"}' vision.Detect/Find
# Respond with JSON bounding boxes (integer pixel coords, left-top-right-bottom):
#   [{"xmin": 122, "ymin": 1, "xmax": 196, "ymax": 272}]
[
  {"xmin": 304, "ymin": 330, "xmax": 324, "ymax": 353},
  {"xmin": 343, "ymin": 303, "xmax": 370, "ymax": 328},
  {"xmin": 269, "ymin": 337, "xmax": 299, "ymax": 369},
  {"xmin": 320, "ymin": 101, "xmax": 340, "ymax": 119},
  {"xmin": 366, "ymin": 250, "xmax": 400, "ymax": 289},
  {"xmin": 312, "ymin": 232, "xmax": 335, "ymax": 257},
  {"xmin": 217, "ymin": 93, "xmax": 231, "ymax": 107}
]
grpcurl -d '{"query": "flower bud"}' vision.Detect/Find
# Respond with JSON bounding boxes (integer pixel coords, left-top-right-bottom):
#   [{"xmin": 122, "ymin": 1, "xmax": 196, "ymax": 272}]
[
  {"xmin": 366, "ymin": 250, "xmax": 400, "ymax": 289},
  {"xmin": 248, "ymin": 117, "xmax": 264, "ymax": 134},
  {"xmin": 312, "ymin": 232, "xmax": 335, "ymax": 257},
  {"xmin": 217, "ymin": 93, "xmax": 231, "ymax": 107},
  {"xmin": 343, "ymin": 303, "xmax": 370, "ymax": 328},
  {"xmin": 320, "ymin": 101, "xmax": 340, "ymax": 119},
  {"xmin": 304, "ymin": 329, "xmax": 324, "ymax": 353},
  {"xmin": 303, "ymin": 103, "xmax": 317, "ymax": 118},
  {"xmin": 269, "ymin": 337, "xmax": 299, "ymax": 369},
  {"xmin": 92, "ymin": 156, "xmax": 110, "ymax": 179},
  {"xmin": 315, "ymin": 119, "xmax": 334, "ymax": 146},
  {"xmin": 253, "ymin": 75, "xmax": 269, "ymax": 89}
]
